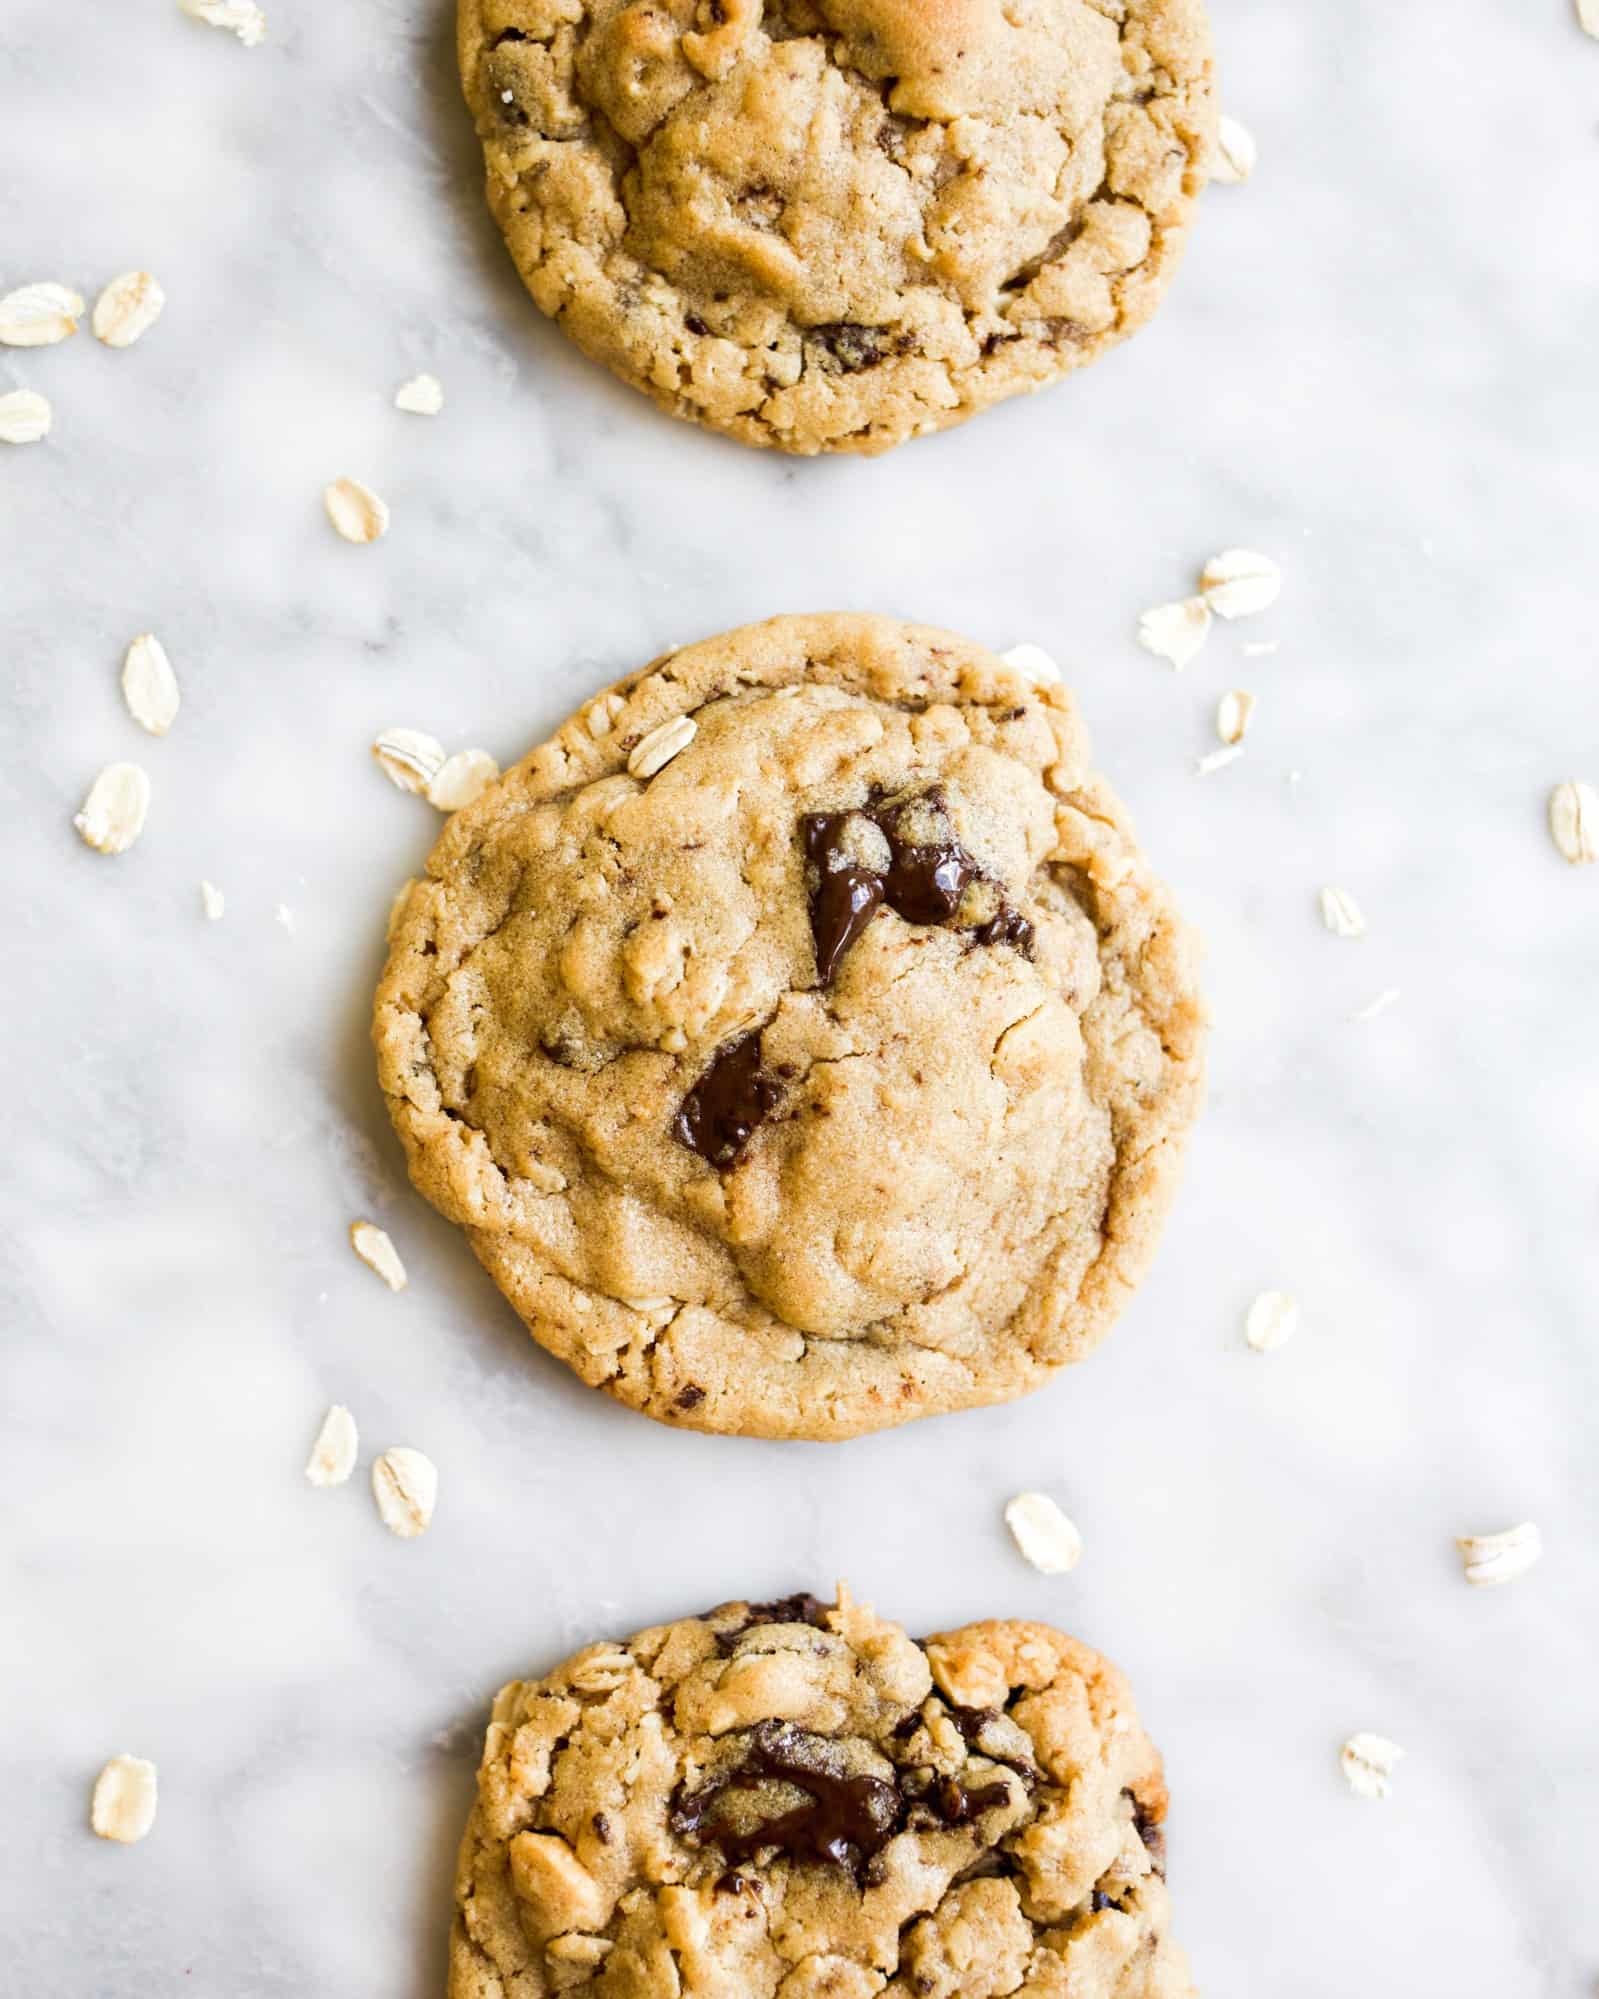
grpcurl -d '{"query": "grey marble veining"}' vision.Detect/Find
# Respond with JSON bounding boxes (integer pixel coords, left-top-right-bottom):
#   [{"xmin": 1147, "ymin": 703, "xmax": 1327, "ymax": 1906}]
[{"xmin": 3, "ymin": 1, "xmax": 1598, "ymax": 1992}]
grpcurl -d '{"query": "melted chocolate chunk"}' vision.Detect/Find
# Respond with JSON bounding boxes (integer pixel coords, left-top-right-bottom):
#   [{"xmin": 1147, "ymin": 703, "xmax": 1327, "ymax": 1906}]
[
  {"xmin": 800, "ymin": 787, "xmax": 1035, "ymax": 986},
  {"xmin": 928, "ymin": 1773, "xmax": 1013, "ymax": 1826},
  {"xmin": 1132, "ymin": 1799, "xmax": 1167, "ymax": 1876},
  {"xmin": 809, "ymin": 322, "xmax": 890, "ymax": 372},
  {"xmin": 670, "ymin": 1721, "xmax": 901, "ymax": 1876},
  {"xmin": 672, "ymin": 1032, "xmax": 781, "ymax": 1169}
]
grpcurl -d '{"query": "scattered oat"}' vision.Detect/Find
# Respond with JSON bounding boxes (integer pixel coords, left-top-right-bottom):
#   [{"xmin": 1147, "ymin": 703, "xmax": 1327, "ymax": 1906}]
[
  {"xmin": 121, "ymin": 634, "xmax": 180, "ymax": 736},
  {"xmin": 1548, "ymin": 780, "xmax": 1598, "ymax": 866},
  {"xmin": 179, "ymin": 0, "xmax": 267, "ymax": 45},
  {"xmin": 427, "ymin": 748, "xmax": 500, "ymax": 812},
  {"xmin": 1351, "ymin": 988, "xmax": 1400, "ymax": 1022},
  {"xmin": 1242, "ymin": 639, "xmax": 1279, "ymax": 658},
  {"xmin": 628, "ymin": 714, "xmax": 698, "ymax": 779},
  {"xmin": 1580, "ymin": 0, "xmax": 1599, "ymax": 37},
  {"xmin": 1000, "ymin": 642, "xmax": 1062, "ymax": 685},
  {"xmin": 1245, "ymin": 1290, "xmax": 1299, "ymax": 1353},
  {"xmin": 1200, "ymin": 549, "xmax": 1281, "ymax": 621},
  {"xmin": 74, "ymin": 763, "xmax": 150, "ymax": 855},
  {"xmin": 0, "ymin": 388, "xmax": 51, "ymax": 443},
  {"xmin": 350, "ymin": 1220, "xmax": 406, "ymax": 1292},
  {"xmin": 395, "ymin": 372, "xmax": 444, "ymax": 416},
  {"xmin": 1003, "ymin": 1492, "xmax": 1083, "ymax": 1576},
  {"xmin": 1194, "ymin": 746, "xmax": 1243, "ymax": 777},
  {"xmin": 1216, "ymin": 689, "xmax": 1256, "ymax": 746},
  {"xmin": 1210, "ymin": 113, "xmax": 1258, "ymax": 185},
  {"xmin": 372, "ymin": 1447, "xmax": 437, "ymax": 1539},
  {"xmin": 1319, "ymin": 885, "xmax": 1366, "ymax": 939},
  {"xmin": 1340, "ymin": 1732, "xmax": 1403, "ymax": 1801},
  {"xmin": 1456, "ymin": 1521, "xmax": 1543, "ymax": 1587},
  {"xmin": 92, "ymin": 271, "xmax": 166, "ymax": 349},
  {"xmin": 1137, "ymin": 596, "xmax": 1211, "ymax": 671},
  {"xmin": 372, "ymin": 726, "xmax": 445, "ymax": 795},
  {"xmin": 90, "ymin": 1756, "xmax": 158, "ymax": 1843},
  {"xmin": 199, "ymin": 879, "xmax": 225, "ymax": 921},
  {"xmin": 0, "ymin": 281, "xmax": 83, "ymax": 347},
  {"xmin": 324, "ymin": 477, "xmax": 389, "ymax": 545},
  {"xmin": 305, "ymin": 1404, "xmax": 360, "ymax": 1488}
]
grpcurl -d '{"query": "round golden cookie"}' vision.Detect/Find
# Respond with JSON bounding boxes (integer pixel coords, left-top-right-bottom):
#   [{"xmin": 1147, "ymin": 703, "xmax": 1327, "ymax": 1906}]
[
  {"xmin": 448, "ymin": 1591, "xmax": 1194, "ymax": 1998},
  {"xmin": 457, "ymin": 0, "xmax": 1217, "ymax": 456},
  {"xmin": 374, "ymin": 614, "xmax": 1205, "ymax": 1440}
]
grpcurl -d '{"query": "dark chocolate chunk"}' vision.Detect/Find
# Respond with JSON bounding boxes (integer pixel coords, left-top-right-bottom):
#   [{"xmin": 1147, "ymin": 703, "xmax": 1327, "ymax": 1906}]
[
  {"xmin": 928, "ymin": 1773, "xmax": 1013, "ymax": 1826},
  {"xmin": 713, "ymin": 1592, "xmax": 832, "ymax": 1655},
  {"xmin": 670, "ymin": 1721, "xmax": 901, "ymax": 1876},
  {"xmin": 674, "ymin": 1383, "xmax": 706, "ymax": 1411},
  {"xmin": 672, "ymin": 1032, "xmax": 781, "ymax": 1169},
  {"xmin": 1132, "ymin": 1799, "xmax": 1166, "ymax": 1875},
  {"xmin": 803, "ymin": 813, "xmax": 885, "ymax": 983},
  {"xmin": 809, "ymin": 322, "xmax": 889, "ymax": 372}
]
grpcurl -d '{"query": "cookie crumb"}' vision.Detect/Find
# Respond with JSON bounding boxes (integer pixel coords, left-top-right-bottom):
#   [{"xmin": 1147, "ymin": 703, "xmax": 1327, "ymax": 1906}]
[
  {"xmin": 372, "ymin": 1446, "xmax": 437, "ymax": 1538},
  {"xmin": 91, "ymin": 1755, "xmax": 158, "ymax": 1843},
  {"xmin": 1200, "ymin": 549, "xmax": 1281, "ymax": 621},
  {"xmin": 1455, "ymin": 1521, "xmax": 1543, "ymax": 1587},
  {"xmin": 179, "ymin": 0, "xmax": 266, "ymax": 45},
  {"xmin": 1244, "ymin": 1289, "xmax": 1298, "ymax": 1353},
  {"xmin": 1137, "ymin": 597, "xmax": 1211, "ymax": 671},
  {"xmin": 373, "ymin": 727, "xmax": 446, "ymax": 795},
  {"xmin": 395, "ymin": 372, "xmax": 444, "ymax": 416},
  {"xmin": 93, "ymin": 271, "xmax": 166, "ymax": 349},
  {"xmin": 0, "ymin": 388, "xmax": 51, "ymax": 443},
  {"xmin": 305, "ymin": 1404, "xmax": 360, "ymax": 1487},
  {"xmin": 1210, "ymin": 114, "xmax": 1257, "ymax": 184},
  {"xmin": 199, "ymin": 880, "xmax": 225, "ymax": 921},
  {"xmin": 628, "ymin": 715, "xmax": 698, "ymax": 779},
  {"xmin": 121, "ymin": 634, "xmax": 180, "ymax": 736},
  {"xmin": 1340, "ymin": 1732, "xmax": 1403, "ymax": 1800},
  {"xmin": 349, "ymin": 1220, "xmax": 406, "ymax": 1291},
  {"xmin": 75, "ymin": 764, "xmax": 150, "ymax": 855},
  {"xmin": 1319, "ymin": 885, "xmax": 1366, "ymax": 938},
  {"xmin": 0, "ymin": 281, "xmax": 83, "ymax": 347},
  {"xmin": 1548, "ymin": 780, "xmax": 1597, "ymax": 865},
  {"xmin": 325, "ymin": 478, "xmax": 390, "ymax": 545},
  {"xmin": 1004, "ymin": 1492, "xmax": 1083, "ymax": 1575}
]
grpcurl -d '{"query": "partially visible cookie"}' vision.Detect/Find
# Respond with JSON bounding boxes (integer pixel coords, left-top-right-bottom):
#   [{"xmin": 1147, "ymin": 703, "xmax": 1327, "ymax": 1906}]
[
  {"xmin": 374, "ymin": 615, "xmax": 1204, "ymax": 1441},
  {"xmin": 457, "ymin": 0, "xmax": 1216, "ymax": 455},
  {"xmin": 449, "ymin": 1590, "xmax": 1194, "ymax": 1997}
]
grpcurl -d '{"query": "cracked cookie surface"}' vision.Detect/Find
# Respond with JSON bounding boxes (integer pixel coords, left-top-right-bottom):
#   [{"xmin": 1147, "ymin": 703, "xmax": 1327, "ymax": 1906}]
[
  {"xmin": 449, "ymin": 1591, "xmax": 1195, "ymax": 1997},
  {"xmin": 374, "ymin": 613, "xmax": 1204, "ymax": 1441},
  {"xmin": 457, "ymin": 0, "xmax": 1216, "ymax": 455}
]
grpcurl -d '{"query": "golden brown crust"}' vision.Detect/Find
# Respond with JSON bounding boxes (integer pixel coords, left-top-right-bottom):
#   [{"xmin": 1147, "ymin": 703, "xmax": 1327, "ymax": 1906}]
[
  {"xmin": 374, "ymin": 614, "xmax": 1205, "ymax": 1440},
  {"xmin": 457, "ymin": 0, "xmax": 1216, "ymax": 455}
]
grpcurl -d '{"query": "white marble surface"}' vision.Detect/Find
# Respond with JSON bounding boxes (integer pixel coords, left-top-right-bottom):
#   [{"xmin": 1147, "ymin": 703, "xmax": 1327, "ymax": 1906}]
[{"xmin": 4, "ymin": 2, "xmax": 1599, "ymax": 1992}]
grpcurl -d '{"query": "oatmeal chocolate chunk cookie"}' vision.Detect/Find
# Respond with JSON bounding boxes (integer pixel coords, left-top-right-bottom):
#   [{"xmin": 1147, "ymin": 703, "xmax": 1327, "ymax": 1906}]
[
  {"xmin": 374, "ymin": 614, "xmax": 1204, "ymax": 1440},
  {"xmin": 449, "ymin": 1591, "xmax": 1195, "ymax": 1997},
  {"xmin": 457, "ymin": 0, "xmax": 1216, "ymax": 455}
]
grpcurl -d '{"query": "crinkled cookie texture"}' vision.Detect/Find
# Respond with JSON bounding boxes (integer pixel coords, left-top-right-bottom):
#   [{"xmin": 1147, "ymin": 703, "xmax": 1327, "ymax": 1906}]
[
  {"xmin": 457, "ymin": 0, "xmax": 1216, "ymax": 454},
  {"xmin": 374, "ymin": 615, "xmax": 1204, "ymax": 1441},
  {"xmin": 450, "ymin": 1592, "xmax": 1194, "ymax": 1998}
]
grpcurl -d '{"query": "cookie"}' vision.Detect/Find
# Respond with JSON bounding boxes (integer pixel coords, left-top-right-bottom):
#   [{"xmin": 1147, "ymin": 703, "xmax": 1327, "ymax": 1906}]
[
  {"xmin": 374, "ymin": 614, "xmax": 1204, "ymax": 1441},
  {"xmin": 448, "ymin": 1590, "xmax": 1194, "ymax": 1997},
  {"xmin": 457, "ymin": 0, "xmax": 1217, "ymax": 456}
]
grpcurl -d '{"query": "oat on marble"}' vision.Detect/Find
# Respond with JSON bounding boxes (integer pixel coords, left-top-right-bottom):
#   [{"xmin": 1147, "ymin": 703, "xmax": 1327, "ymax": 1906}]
[
  {"xmin": 1210, "ymin": 114, "xmax": 1258, "ymax": 184},
  {"xmin": 179, "ymin": 0, "xmax": 267, "ymax": 45},
  {"xmin": 373, "ymin": 726, "xmax": 446, "ymax": 795},
  {"xmin": 349, "ymin": 1220, "xmax": 407, "ymax": 1291},
  {"xmin": 1137, "ymin": 596, "xmax": 1212, "ymax": 671},
  {"xmin": 1245, "ymin": 1289, "xmax": 1298, "ymax": 1353},
  {"xmin": 1548, "ymin": 781, "xmax": 1598, "ymax": 866},
  {"xmin": 1200, "ymin": 549, "xmax": 1281, "ymax": 621},
  {"xmin": 1194, "ymin": 746, "xmax": 1243, "ymax": 776},
  {"xmin": 1216, "ymin": 690, "xmax": 1256, "ymax": 745},
  {"xmin": 325, "ymin": 477, "xmax": 390, "ymax": 545},
  {"xmin": 199, "ymin": 880, "xmax": 225, "ymax": 921},
  {"xmin": 92, "ymin": 271, "xmax": 166, "ymax": 349},
  {"xmin": 1004, "ymin": 1492, "xmax": 1083, "ymax": 1575},
  {"xmin": 395, "ymin": 372, "xmax": 444, "ymax": 415},
  {"xmin": 1456, "ymin": 1521, "xmax": 1543, "ymax": 1587},
  {"xmin": 627, "ymin": 714, "xmax": 697, "ymax": 779},
  {"xmin": 1580, "ymin": 0, "xmax": 1599, "ymax": 37},
  {"xmin": 1351, "ymin": 988, "xmax": 1400, "ymax": 1022},
  {"xmin": 372, "ymin": 1446, "xmax": 437, "ymax": 1538},
  {"xmin": 305, "ymin": 1404, "xmax": 360, "ymax": 1488},
  {"xmin": 1320, "ymin": 885, "xmax": 1367, "ymax": 938},
  {"xmin": 121, "ymin": 634, "xmax": 180, "ymax": 735},
  {"xmin": 1340, "ymin": 1732, "xmax": 1403, "ymax": 1801},
  {"xmin": 275, "ymin": 902, "xmax": 296, "ymax": 934},
  {"xmin": 0, "ymin": 388, "xmax": 51, "ymax": 443},
  {"xmin": 90, "ymin": 1755, "xmax": 158, "ymax": 1843},
  {"xmin": 0, "ymin": 282, "xmax": 83, "ymax": 347},
  {"xmin": 427, "ymin": 748, "xmax": 499, "ymax": 812},
  {"xmin": 999, "ymin": 642, "xmax": 1062, "ymax": 685},
  {"xmin": 74, "ymin": 763, "xmax": 150, "ymax": 855}
]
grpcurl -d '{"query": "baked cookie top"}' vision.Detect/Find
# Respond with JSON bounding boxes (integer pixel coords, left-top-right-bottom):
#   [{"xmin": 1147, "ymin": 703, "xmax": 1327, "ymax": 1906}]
[
  {"xmin": 457, "ymin": 0, "xmax": 1216, "ymax": 455},
  {"xmin": 375, "ymin": 615, "xmax": 1203, "ymax": 1440},
  {"xmin": 449, "ymin": 1591, "xmax": 1193, "ymax": 1998}
]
